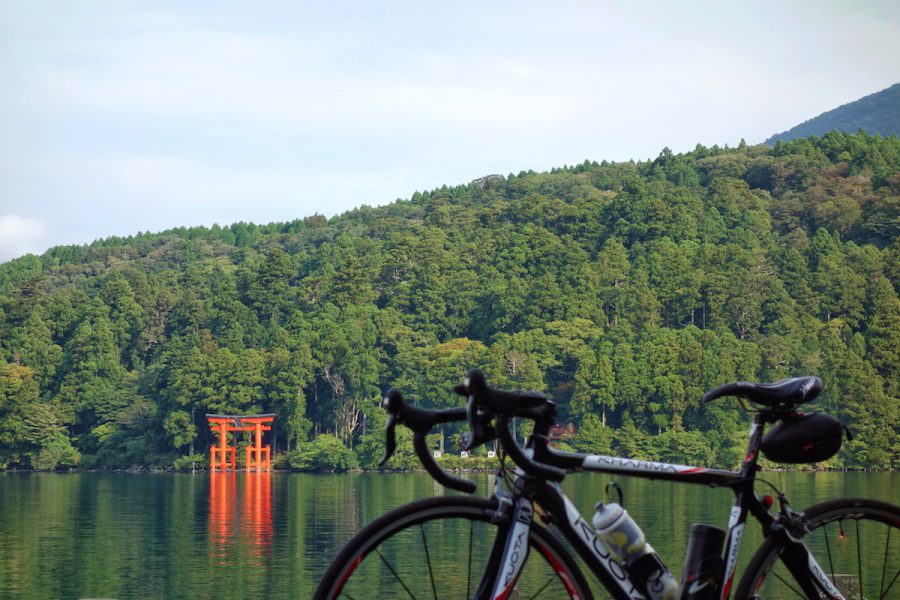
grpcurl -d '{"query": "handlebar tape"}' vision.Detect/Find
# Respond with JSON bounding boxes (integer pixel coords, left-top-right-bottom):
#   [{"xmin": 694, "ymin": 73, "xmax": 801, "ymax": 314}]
[
  {"xmin": 413, "ymin": 432, "xmax": 477, "ymax": 493},
  {"xmin": 381, "ymin": 389, "xmax": 475, "ymax": 493},
  {"xmin": 495, "ymin": 415, "xmax": 566, "ymax": 481},
  {"xmin": 463, "ymin": 369, "xmax": 548, "ymax": 415}
]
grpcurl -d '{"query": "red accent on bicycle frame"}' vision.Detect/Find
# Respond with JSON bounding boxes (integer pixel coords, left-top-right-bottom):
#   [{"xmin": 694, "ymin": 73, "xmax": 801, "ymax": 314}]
[
  {"xmin": 679, "ymin": 467, "xmax": 707, "ymax": 474},
  {"xmin": 721, "ymin": 574, "xmax": 735, "ymax": 600}
]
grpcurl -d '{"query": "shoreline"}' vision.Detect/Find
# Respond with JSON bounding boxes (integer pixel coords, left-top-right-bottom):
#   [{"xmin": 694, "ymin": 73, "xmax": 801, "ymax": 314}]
[{"xmin": 2, "ymin": 466, "xmax": 894, "ymax": 474}]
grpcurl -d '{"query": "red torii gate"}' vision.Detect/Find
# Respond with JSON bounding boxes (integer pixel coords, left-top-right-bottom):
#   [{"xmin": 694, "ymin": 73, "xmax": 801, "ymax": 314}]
[{"xmin": 206, "ymin": 413, "xmax": 275, "ymax": 471}]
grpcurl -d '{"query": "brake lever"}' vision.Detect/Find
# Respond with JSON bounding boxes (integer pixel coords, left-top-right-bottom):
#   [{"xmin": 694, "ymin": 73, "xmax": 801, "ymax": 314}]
[
  {"xmin": 460, "ymin": 424, "xmax": 498, "ymax": 452},
  {"xmin": 379, "ymin": 389, "xmax": 405, "ymax": 466},
  {"xmin": 461, "ymin": 398, "xmax": 497, "ymax": 451},
  {"xmin": 379, "ymin": 414, "xmax": 397, "ymax": 467},
  {"xmin": 462, "ymin": 394, "xmax": 478, "ymax": 451}
]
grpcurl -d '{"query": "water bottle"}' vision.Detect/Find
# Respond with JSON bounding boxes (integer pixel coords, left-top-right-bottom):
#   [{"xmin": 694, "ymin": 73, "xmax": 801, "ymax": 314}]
[{"xmin": 593, "ymin": 502, "xmax": 680, "ymax": 600}]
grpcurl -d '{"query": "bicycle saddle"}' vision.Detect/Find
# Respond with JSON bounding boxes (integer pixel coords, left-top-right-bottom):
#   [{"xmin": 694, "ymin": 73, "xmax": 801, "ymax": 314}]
[{"xmin": 701, "ymin": 376, "xmax": 822, "ymax": 409}]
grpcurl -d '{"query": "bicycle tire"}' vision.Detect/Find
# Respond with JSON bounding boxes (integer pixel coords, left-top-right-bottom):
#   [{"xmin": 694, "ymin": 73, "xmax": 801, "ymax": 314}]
[
  {"xmin": 735, "ymin": 497, "xmax": 900, "ymax": 600},
  {"xmin": 314, "ymin": 495, "xmax": 593, "ymax": 599}
]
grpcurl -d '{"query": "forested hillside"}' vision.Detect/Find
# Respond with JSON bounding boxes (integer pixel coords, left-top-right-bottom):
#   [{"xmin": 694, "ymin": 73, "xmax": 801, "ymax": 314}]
[
  {"xmin": 1, "ymin": 132, "xmax": 898, "ymax": 471},
  {"xmin": 765, "ymin": 83, "xmax": 900, "ymax": 144}
]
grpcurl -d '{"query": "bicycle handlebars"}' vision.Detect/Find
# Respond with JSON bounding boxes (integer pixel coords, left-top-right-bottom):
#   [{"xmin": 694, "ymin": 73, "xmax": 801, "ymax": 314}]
[
  {"xmin": 380, "ymin": 389, "xmax": 476, "ymax": 493},
  {"xmin": 382, "ymin": 369, "xmax": 830, "ymax": 492},
  {"xmin": 457, "ymin": 369, "xmax": 566, "ymax": 482},
  {"xmin": 380, "ymin": 369, "xmax": 565, "ymax": 492}
]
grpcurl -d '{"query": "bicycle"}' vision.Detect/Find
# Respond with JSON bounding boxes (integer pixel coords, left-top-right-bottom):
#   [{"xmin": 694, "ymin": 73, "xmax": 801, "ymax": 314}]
[{"xmin": 315, "ymin": 369, "xmax": 899, "ymax": 599}]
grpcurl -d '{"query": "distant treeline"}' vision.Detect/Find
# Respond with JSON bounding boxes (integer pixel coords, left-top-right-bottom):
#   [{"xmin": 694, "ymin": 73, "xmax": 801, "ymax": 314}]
[{"xmin": 0, "ymin": 131, "xmax": 897, "ymax": 471}]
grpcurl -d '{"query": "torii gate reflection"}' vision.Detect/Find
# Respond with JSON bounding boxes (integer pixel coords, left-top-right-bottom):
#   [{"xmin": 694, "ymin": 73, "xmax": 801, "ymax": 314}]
[{"xmin": 209, "ymin": 471, "xmax": 273, "ymax": 564}]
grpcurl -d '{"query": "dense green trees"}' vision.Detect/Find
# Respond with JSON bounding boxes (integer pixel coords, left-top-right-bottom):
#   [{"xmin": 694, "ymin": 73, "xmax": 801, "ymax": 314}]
[{"xmin": 0, "ymin": 132, "xmax": 897, "ymax": 471}]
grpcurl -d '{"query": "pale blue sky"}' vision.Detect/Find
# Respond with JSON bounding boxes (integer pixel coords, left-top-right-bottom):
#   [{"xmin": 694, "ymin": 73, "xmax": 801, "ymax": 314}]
[{"xmin": 1, "ymin": 1, "xmax": 898, "ymax": 262}]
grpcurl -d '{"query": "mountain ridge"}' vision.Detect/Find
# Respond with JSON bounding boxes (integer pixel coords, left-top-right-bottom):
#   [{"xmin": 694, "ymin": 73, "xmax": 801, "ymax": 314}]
[{"xmin": 765, "ymin": 82, "xmax": 900, "ymax": 144}]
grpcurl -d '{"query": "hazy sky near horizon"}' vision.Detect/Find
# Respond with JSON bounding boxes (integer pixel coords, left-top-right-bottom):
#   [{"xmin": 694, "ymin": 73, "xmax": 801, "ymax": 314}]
[{"xmin": 1, "ymin": 1, "xmax": 898, "ymax": 263}]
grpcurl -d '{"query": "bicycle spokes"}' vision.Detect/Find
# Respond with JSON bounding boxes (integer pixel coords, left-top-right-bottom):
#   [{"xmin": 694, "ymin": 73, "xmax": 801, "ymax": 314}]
[{"xmin": 758, "ymin": 512, "xmax": 898, "ymax": 599}]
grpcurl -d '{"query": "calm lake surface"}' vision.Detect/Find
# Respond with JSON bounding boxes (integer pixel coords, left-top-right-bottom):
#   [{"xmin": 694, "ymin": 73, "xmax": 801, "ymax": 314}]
[{"xmin": 0, "ymin": 470, "xmax": 895, "ymax": 599}]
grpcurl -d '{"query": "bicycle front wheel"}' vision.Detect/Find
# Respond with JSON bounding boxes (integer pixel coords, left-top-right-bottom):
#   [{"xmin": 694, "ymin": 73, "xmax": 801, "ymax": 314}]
[
  {"xmin": 314, "ymin": 495, "xmax": 592, "ymax": 599},
  {"xmin": 735, "ymin": 497, "xmax": 900, "ymax": 600}
]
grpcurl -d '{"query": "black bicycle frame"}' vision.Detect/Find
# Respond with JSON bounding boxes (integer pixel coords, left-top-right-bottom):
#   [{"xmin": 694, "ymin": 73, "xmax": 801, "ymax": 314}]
[{"xmin": 477, "ymin": 413, "xmax": 845, "ymax": 600}]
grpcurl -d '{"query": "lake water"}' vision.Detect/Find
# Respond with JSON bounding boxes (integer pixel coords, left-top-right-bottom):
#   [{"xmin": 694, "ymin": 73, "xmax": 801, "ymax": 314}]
[{"xmin": 0, "ymin": 470, "xmax": 895, "ymax": 599}]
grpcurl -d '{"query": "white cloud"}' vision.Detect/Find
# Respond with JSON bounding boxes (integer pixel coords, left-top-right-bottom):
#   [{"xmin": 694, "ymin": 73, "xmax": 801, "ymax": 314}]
[
  {"xmin": 26, "ymin": 22, "xmax": 585, "ymax": 141},
  {"xmin": 25, "ymin": 150, "xmax": 419, "ymax": 234},
  {"xmin": 0, "ymin": 215, "xmax": 48, "ymax": 263}
]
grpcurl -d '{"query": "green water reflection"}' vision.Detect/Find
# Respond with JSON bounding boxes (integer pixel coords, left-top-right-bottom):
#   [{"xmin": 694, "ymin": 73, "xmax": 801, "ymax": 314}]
[{"xmin": 0, "ymin": 471, "xmax": 895, "ymax": 599}]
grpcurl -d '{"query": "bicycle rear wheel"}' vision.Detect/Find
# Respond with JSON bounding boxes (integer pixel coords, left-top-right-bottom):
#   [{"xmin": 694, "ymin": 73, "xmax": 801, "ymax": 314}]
[
  {"xmin": 735, "ymin": 497, "xmax": 900, "ymax": 600},
  {"xmin": 314, "ymin": 495, "xmax": 592, "ymax": 599}
]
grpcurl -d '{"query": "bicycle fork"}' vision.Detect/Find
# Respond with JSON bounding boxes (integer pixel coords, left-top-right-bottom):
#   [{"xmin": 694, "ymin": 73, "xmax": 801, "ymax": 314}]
[
  {"xmin": 764, "ymin": 511, "xmax": 848, "ymax": 600},
  {"xmin": 474, "ymin": 495, "xmax": 535, "ymax": 600}
]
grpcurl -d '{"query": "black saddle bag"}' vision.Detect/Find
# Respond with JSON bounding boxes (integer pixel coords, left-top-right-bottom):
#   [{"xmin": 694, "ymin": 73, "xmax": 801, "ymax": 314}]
[{"xmin": 761, "ymin": 412, "xmax": 843, "ymax": 463}]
